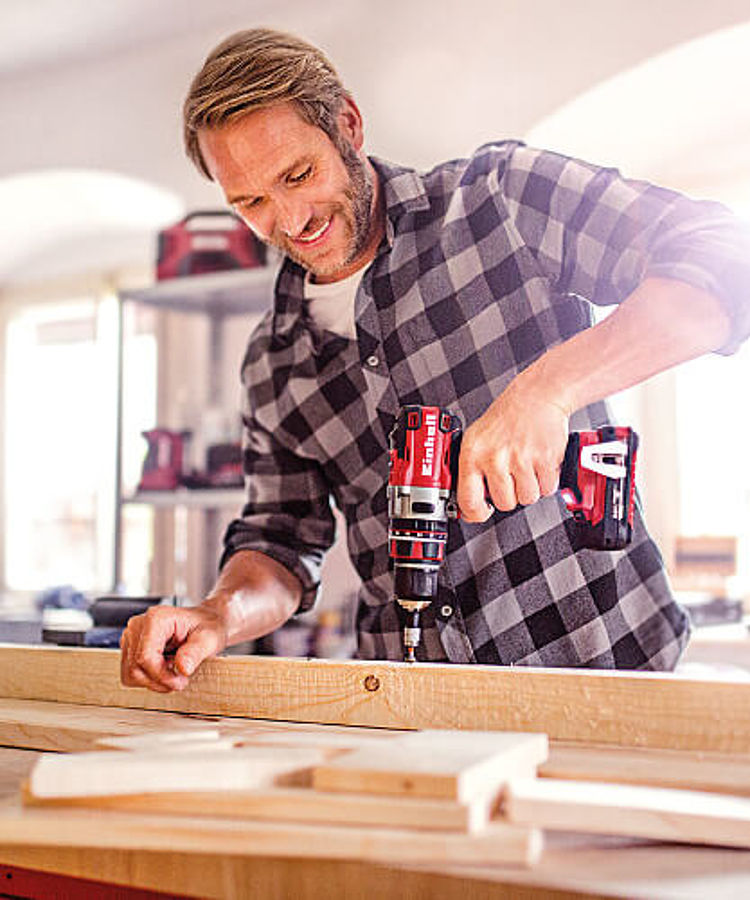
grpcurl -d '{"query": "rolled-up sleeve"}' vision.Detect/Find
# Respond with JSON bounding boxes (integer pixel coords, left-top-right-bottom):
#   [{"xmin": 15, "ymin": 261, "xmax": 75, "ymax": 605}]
[
  {"xmin": 497, "ymin": 143, "xmax": 750, "ymax": 354},
  {"xmin": 220, "ymin": 408, "xmax": 336, "ymax": 614}
]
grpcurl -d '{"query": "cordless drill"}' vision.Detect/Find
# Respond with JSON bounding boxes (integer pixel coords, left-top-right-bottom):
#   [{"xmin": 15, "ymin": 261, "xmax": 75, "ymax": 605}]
[{"xmin": 387, "ymin": 405, "xmax": 638, "ymax": 662}]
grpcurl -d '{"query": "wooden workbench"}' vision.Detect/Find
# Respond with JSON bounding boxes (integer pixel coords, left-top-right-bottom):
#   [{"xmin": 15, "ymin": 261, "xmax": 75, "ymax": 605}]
[{"xmin": 0, "ymin": 645, "xmax": 749, "ymax": 899}]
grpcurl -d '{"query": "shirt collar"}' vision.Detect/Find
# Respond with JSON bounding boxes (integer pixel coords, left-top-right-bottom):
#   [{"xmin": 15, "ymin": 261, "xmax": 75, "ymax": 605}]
[{"xmin": 270, "ymin": 156, "xmax": 430, "ymax": 340}]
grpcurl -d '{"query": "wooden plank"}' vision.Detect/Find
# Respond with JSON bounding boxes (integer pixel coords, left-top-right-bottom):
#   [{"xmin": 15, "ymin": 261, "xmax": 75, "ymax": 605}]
[
  {"xmin": 24, "ymin": 783, "xmax": 494, "ymax": 834},
  {"xmin": 0, "ymin": 803, "xmax": 542, "ymax": 867},
  {"xmin": 504, "ymin": 777, "xmax": 750, "ymax": 849},
  {"xmin": 543, "ymin": 742, "xmax": 750, "ymax": 797},
  {"xmin": 0, "ymin": 697, "xmax": 404, "ymax": 755},
  {"xmin": 313, "ymin": 731, "xmax": 548, "ymax": 801},
  {"xmin": 95, "ymin": 730, "xmax": 236, "ymax": 751},
  {"xmin": 0, "ymin": 697, "xmax": 232, "ymax": 753},
  {"xmin": 28, "ymin": 747, "xmax": 327, "ymax": 798},
  {"xmin": 0, "ymin": 644, "xmax": 748, "ymax": 752}
]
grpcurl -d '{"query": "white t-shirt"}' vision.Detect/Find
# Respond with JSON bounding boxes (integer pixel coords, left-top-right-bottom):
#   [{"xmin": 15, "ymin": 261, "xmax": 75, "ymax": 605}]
[{"xmin": 304, "ymin": 269, "xmax": 363, "ymax": 339}]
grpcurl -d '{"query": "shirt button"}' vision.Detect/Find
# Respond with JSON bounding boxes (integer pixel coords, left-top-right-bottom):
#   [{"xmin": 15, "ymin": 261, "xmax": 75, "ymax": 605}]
[
  {"xmin": 440, "ymin": 605, "xmax": 453, "ymax": 618},
  {"xmin": 365, "ymin": 355, "xmax": 380, "ymax": 368}
]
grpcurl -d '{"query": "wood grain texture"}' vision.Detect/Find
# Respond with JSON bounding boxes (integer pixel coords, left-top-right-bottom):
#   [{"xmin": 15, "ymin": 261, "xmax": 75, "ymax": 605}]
[
  {"xmin": 505, "ymin": 777, "xmax": 750, "ymax": 849},
  {"xmin": 1, "ymin": 644, "xmax": 749, "ymax": 751},
  {"xmin": 0, "ymin": 802, "xmax": 542, "ymax": 867},
  {"xmin": 313, "ymin": 731, "xmax": 548, "ymax": 801},
  {"xmin": 543, "ymin": 742, "xmax": 750, "ymax": 796}
]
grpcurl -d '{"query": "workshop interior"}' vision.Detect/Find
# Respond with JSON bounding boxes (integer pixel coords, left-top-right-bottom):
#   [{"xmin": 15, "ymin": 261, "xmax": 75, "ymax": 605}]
[
  {"xmin": 2, "ymin": 0, "xmax": 748, "ymax": 659},
  {"xmin": 1, "ymin": 3, "xmax": 750, "ymax": 896}
]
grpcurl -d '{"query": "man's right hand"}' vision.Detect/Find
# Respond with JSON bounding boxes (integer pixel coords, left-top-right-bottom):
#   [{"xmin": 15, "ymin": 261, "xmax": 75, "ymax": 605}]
[
  {"xmin": 119, "ymin": 604, "xmax": 228, "ymax": 693},
  {"xmin": 119, "ymin": 550, "xmax": 304, "ymax": 693}
]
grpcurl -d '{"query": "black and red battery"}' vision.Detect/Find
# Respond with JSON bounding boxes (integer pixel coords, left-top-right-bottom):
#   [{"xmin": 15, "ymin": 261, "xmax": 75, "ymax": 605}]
[
  {"xmin": 137, "ymin": 429, "xmax": 191, "ymax": 491},
  {"xmin": 559, "ymin": 426, "xmax": 639, "ymax": 550},
  {"xmin": 156, "ymin": 210, "xmax": 266, "ymax": 280}
]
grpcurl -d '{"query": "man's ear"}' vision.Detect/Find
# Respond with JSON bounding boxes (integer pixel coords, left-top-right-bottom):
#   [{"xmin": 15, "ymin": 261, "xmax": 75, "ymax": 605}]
[{"xmin": 336, "ymin": 96, "xmax": 365, "ymax": 151}]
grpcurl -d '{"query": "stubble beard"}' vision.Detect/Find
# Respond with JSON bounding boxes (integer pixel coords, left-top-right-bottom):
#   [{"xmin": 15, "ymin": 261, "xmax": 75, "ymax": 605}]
[{"xmin": 278, "ymin": 141, "xmax": 375, "ymax": 279}]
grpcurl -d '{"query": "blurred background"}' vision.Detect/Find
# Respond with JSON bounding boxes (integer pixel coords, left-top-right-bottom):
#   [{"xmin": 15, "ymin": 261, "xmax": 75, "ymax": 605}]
[{"xmin": 1, "ymin": 0, "xmax": 749, "ymax": 655}]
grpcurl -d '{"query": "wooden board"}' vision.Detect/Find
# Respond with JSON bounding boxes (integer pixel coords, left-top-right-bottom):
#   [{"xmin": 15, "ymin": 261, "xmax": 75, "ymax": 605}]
[
  {"xmin": 313, "ymin": 730, "xmax": 548, "ymax": 801},
  {"xmin": 505, "ymin": 777, "xmax": 750, "ymax": 849},
  {"xmin": 24, "ymin": 783, "xmax": 494, "ymax": 833},
  {"xmin": 0, "ymin": 803, "xmax": 542, "ymax": 867},
  {"xmin": 1, "ymin": 644, "xmax": 749, "ymax": 752},
  {"xmin": 28, "ymin": 747, "xmax": 327, "ymax": 798},
  {"xmin": 0, "ymin": 697, "xmax": 231, "ymax": 753},
  {"xmin": 543, "ymin": 742, "xmax": 750, "ymax": 796}
]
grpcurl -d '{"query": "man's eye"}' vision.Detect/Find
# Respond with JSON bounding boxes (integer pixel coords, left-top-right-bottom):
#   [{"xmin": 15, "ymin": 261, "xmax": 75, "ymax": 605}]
[
  {"xmin": 289, "ymin": 167, "xmax": 312, "ymax": 184},
  {"xmin": 235, "ymin": 198, "xmax": 261, "ymax": 212}
]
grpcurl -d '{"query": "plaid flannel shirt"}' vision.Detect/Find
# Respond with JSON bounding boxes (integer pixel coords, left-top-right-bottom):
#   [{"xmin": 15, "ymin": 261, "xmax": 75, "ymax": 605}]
[{"xmin": 223, "ymin": 141, "xmax": 750, "ymax": 668}]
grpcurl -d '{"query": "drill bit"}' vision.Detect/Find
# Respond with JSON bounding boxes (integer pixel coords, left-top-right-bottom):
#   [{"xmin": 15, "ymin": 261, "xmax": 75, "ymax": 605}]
[{"xmin": 403, "ymin": 609, "xmax": 422, "ymax": 663}]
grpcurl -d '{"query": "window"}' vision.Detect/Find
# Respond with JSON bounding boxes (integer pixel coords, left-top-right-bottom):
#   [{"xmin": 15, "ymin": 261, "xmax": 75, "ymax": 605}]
[
  {"xmin": 3, "ymin": 295, "xmax": 156, "ymax": 594},
  {"xmin": 675, "ymin": 340, "xmax": 750, "ymax": 583}
]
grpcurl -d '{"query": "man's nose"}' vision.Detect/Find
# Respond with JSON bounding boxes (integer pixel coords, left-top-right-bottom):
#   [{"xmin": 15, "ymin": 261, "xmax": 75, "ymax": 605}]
[{"xmin": 273, "ymin": 195, "xmax": 311, "ymax": 240}]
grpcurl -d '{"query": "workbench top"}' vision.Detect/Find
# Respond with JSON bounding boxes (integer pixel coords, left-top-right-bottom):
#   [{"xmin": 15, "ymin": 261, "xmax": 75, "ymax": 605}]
[
  {"xmin": 0, "ymin": 645, "xmax": 749, "ymax": 898},
  {"xmin": 1, "ymin": 741, "xmax": 750, "ymax": 899}
]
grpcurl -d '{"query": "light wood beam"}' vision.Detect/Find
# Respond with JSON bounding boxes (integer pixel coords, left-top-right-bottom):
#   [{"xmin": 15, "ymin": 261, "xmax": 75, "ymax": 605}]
[{"xmin": 1, "ymin": 645, "xmax": 749, "ymax": 752}]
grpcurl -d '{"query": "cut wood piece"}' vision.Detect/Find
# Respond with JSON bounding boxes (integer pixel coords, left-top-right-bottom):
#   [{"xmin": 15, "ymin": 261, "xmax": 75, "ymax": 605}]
[
  {"xmin": 504, "ymin": 777, "xmax": 750, "ymax": 849},
  {"xmin": 29, "ymin": 747, "xmax": 327, "ymax": 799},
  {"xmin": 96, "ymin": 729, "xmax": 235, "ymax": 751},
  {"xmin": 0, "ymin": 804, "xmax": 542, "ymax": 867},
  {"xmin": 3, "ymin": 645, "xmax": 750, "ymax": 752},
  {"xmin": 543, "ymin": 742, "xmax": 750, "ymax": 797},
  {"xmin": 313, "ymin": 730, "xmax": 548, "ymax": 802},
  {"xmin": 0, "ymin": 697, "xmax": 228, "ymax": 753},
  {"xmin": 248, "ymin": 730, "xmax": 402, "ymax": 751},
  {"xmin": 24, "ymin": 782, "xmax": 495, "ymax": 833}
]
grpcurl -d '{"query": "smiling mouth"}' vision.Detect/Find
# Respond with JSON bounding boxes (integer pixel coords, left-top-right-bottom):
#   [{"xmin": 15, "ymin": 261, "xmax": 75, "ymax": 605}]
[{"xmin": 294, "ymin": 217, "xmax": 332, "ymax": 245}]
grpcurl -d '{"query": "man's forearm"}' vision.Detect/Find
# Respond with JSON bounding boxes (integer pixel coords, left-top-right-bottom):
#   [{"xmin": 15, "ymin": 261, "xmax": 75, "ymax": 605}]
[
  {"xmin": 458, "ymin": 276, "xmax": 733, "ymax": 519},
  {"xmin": 528, "ymin": 276, "xmax": 732, "ymax": 416},
  {"xmin": 202, "ymin": 549, "xmax": 303, "ymax": 646}
]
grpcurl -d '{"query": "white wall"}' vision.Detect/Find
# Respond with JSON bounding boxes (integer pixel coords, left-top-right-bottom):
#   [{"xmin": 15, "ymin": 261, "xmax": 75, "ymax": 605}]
[{"xmin": 2, "ymin": 1, "xmax": 750, "ymax": 283}]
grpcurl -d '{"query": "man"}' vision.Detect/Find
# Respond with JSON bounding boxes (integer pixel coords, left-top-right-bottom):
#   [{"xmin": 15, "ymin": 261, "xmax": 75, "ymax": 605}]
[{"xmin": 121, "ymin": 28, "xmax": 749, "ymax": 693}]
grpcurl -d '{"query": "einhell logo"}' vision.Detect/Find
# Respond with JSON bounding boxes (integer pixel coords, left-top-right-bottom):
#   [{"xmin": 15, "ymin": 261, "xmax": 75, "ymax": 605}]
[{"xmin": 421, "ymin": 412, "xmax": 438, "ymax": 477}]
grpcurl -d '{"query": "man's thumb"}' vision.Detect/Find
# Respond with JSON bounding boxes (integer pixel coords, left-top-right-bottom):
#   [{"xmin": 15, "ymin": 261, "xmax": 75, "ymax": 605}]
[{"xmin": 174, "ymin": 631, "xmax": 218, "ymax": 677}]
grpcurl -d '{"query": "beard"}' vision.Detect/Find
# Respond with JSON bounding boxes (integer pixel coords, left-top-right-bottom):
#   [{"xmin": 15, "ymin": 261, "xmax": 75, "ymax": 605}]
[{"xmin": 274, "ymin": 140, "xmax": 375, "ymax": 279}]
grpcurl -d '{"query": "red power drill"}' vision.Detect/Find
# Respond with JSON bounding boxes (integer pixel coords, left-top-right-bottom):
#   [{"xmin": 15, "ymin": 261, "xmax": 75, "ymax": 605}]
[{"xmin": 387, "ymin": 405, "xmax": 638, "ymax": 662}]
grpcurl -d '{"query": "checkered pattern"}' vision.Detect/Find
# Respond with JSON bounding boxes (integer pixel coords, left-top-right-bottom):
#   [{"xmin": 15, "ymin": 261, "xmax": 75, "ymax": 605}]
[{"xmin": 222, "ymin": 141, "xmax": 750, "ymax": 669}]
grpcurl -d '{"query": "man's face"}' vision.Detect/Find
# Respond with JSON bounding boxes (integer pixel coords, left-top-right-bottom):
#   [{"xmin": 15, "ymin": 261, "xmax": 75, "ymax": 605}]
[{"xmin": 198, "ymin": 102, "xmax": 378, "ymax": 281}]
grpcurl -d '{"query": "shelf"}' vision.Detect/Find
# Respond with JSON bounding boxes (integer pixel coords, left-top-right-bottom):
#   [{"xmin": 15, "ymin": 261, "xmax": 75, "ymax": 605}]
[
  {"xmin": 123, "ymin": 489, "xmax": 245, "ymax": 509},
  {"xmin": 119, "ymin": 267, "xmax": 275, "ymax": 317}
]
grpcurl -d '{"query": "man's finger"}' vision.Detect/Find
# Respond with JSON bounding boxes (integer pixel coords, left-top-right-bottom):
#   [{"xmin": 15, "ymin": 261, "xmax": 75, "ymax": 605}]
[
  {"xmin": 457, "ymin": 469, "xmax": 494, "ymax": 522},
  {"xmin": 131, "ymin": 611, "xmax": 187, "ymax": 684},
  {"xmin": 124, "ymin": 666, "xmax": 174, "ymax": 693},
  {"xmin": 510, "ymin": 467, "xmax": 541, "ymax": 507},
  {"xmin": 485, "ymin": 471, "xmax": 517, "ymax": 512},
  {"xmin": 535, "ymin": 463, "xmax": 560, "ymax": 497},
  {"xmin": 174, "ymin": 627, "xmax": 224, "ymax": 678}
]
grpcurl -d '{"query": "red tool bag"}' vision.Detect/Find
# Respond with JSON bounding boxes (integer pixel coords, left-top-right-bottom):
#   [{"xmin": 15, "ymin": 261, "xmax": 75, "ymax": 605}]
[{"xmin": 156, "ymin": 210, "xmax": 266, "ymax": 280}]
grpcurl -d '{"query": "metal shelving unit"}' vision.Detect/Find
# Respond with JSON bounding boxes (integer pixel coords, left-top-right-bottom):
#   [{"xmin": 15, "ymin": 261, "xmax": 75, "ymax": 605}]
[
  {"xmin": 114, "ymin": 267, "xmax": 275, "ymax": 591},
  {"xmin": 123, "ymin": 488, "xmax": 246, "ymax": 509}
]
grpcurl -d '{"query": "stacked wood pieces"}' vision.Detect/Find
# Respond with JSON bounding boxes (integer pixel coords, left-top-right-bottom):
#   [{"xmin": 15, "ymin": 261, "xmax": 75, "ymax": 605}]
[
  {"xmin": 500, "ymin": 744, "xmax": 750, "ymax": 850},
  {"xmin": 21, "ymin": 727, "xmax": 548, "ymax": 867},
  {"xmin": 502, "ymin": 777, "xmax": 750, "ymax": 850}
]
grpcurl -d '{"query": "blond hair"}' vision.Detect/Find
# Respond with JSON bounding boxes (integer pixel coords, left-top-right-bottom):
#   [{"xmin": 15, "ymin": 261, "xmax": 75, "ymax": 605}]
[{"xmin": 183, "ymin": 28, "xmax": 349, "ymax": 179}]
